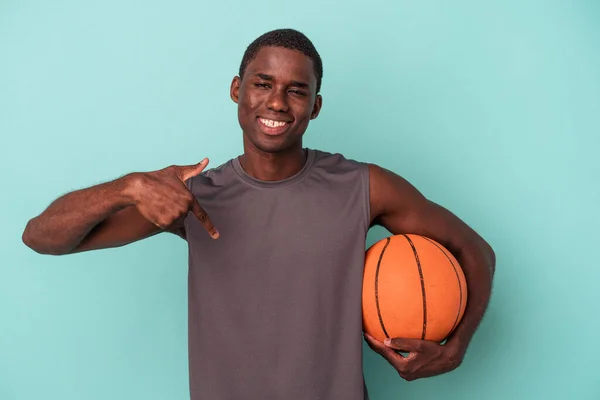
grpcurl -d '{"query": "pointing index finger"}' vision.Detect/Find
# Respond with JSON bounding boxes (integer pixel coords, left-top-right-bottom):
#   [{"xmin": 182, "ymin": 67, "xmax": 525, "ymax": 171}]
[{"xmin": 190, "ymin": 197, "xmax": 219, "ymax": 239}]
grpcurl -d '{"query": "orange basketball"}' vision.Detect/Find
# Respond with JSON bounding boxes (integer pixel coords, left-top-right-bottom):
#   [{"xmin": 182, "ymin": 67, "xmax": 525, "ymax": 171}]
[{"xmin": 362, "ymin": 234, "xmax": 467, "ymax": 342}]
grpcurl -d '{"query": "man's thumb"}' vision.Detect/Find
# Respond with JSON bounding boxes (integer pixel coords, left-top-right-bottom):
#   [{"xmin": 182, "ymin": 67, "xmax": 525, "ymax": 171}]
[{"xmin": 178, "ymin": 158, "xmax": 209, "ymax": 182}]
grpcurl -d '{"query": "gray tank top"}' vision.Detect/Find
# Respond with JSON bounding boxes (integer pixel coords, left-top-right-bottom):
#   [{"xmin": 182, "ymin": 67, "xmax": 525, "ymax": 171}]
[{"xmin": 184, "ymin": 149, "xmax": 371, "ymax": 400}]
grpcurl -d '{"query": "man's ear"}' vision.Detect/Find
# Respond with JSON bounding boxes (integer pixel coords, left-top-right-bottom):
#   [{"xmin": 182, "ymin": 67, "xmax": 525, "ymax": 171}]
[
  {"xmin": 311, "ymin": 94, "xmax": 323, "ymax": 120},
  {"xmin": 230, "ymin": 76, "xmax": 241, "ymax": 103}
]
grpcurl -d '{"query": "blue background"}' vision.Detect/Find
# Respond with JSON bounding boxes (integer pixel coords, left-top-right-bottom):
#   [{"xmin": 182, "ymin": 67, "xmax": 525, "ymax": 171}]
[{"xmin": 2, "ymin": 0, "xmax": 599, "ymax": 399}]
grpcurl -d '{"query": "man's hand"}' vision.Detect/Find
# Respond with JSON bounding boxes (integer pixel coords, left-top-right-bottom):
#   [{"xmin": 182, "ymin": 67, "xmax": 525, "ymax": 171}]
[
  {"xmin": 125, "ymin": 159, "xmax": 219, "ymax": 239},
  {"xmin": 364, "ymin": 333, "xmax": 464, "ymax": 381}
]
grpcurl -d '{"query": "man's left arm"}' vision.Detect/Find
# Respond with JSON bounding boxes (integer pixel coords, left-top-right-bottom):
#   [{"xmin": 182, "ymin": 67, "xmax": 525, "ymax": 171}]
[{"xmin": 365, "ymin": 163, "xmax": 496, "ymax": 381}]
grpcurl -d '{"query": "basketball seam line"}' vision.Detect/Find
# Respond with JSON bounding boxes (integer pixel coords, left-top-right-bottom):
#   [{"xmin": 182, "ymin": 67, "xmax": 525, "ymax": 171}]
[
  {"xmin": 375, "ymin": 237, "xmax": 391, "ymax": 339},
  {"xmin": 422, "ymin": 236, "xmax": 463, "ymax": 336},
  {"xmin": 402, "ymin": 234, "xmax": 427, "ymax": 340}
]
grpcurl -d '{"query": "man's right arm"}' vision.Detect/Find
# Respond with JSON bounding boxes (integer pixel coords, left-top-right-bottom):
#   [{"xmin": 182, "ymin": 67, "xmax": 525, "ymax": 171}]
[
  {"xmin": 22, "ymin": 175, "xmax": 158, "ymax": 255},
  {"xmin": 22, "ymin": 161, "xmax": 219, "ymax": 256}
]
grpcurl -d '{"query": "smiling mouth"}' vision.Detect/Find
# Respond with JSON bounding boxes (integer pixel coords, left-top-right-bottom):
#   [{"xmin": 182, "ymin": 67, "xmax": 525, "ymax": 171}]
[{"xmin": 257, "ymin": 117, "xmax": 291, "ymax": 136}]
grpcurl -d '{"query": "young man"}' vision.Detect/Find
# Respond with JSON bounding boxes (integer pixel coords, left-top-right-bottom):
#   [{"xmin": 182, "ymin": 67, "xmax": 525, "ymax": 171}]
[{"xmin": 22, "ymin": 29, "xmax": 495, "ymax": 400}]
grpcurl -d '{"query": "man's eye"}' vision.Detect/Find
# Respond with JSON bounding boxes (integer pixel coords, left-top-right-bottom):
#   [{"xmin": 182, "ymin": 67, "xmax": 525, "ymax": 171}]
[
  {"xmin": 289, "ymin": 90, "xmax": 306, "ymax": 96},
  {"xmin": 254, "ymin": 83, "xmax": 270, "ymax": 88}
]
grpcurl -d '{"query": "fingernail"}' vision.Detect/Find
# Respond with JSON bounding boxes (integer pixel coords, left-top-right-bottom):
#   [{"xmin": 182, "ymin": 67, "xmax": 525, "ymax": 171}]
[
  {"xmin": 384, "ymin": 338, "xmax": 391, "ymax": 346},
  {"xmin": 212, "ymin": 230, "xmax": 220, "ymax": 239}
]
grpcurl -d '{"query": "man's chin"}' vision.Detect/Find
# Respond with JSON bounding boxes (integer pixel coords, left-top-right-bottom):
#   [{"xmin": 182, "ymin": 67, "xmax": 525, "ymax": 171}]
[{"xmin": 245, "ymin": 133, "xmax": 300, "ymax": 154}]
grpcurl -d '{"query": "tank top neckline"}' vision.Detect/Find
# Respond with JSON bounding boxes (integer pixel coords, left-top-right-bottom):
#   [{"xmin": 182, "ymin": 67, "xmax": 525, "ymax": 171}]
[{"xmin": 231, "ymin": 148, "xmax": 316, "ymax": 188}]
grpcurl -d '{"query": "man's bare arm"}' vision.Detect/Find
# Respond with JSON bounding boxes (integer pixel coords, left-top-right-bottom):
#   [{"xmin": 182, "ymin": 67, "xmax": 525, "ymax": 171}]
[{"xmin": 22, "ymin": 160, "xmax": 218, "ymax": 255}]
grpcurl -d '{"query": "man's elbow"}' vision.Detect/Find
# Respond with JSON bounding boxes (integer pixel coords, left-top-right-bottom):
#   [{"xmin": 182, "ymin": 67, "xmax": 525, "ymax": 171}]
[
  {"xmin": 21, "ymin": 221, "xmax": 38, "ymax": 251},
  {"xmin": 22, "ymin": 221, "xmax": 66, "ymax": 256}
]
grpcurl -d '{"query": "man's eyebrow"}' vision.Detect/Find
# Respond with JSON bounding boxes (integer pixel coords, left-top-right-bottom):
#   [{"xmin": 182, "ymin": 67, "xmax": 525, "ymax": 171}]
[
  {"xmin": 256, "ymin": 73, "xmax": 273, "ymax": 80},
  {"xmin": 290, "ymin": 81, "xmax": 309, "ymax": 88},
  {"xmin": 255, "ymin": 73, "xmax": 309, "ymax": 88}
]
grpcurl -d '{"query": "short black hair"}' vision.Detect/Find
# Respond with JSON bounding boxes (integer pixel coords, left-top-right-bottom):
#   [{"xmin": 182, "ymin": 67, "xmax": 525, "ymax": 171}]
[{"xmin": 239, "ymin": 29, "xmax": 323, "ymax": 94}]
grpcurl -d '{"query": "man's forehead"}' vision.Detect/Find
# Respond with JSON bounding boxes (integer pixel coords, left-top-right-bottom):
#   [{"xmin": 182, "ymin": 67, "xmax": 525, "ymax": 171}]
[{"xmin": 246, "ymin": 47, "xmax": 316, "ymax": 82}]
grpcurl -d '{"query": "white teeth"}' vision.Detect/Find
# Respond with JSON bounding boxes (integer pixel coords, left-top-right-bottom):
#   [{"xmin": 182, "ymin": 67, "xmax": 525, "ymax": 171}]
[{"xmin": 260, "ymin": 118, "xmax": 287, "ymax": 128}]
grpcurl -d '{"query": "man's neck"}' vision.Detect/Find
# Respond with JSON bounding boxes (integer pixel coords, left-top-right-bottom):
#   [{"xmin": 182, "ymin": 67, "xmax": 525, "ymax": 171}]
[{"xmin": 239, "ymin": 143, "xmax": 307, "ymax": 182}]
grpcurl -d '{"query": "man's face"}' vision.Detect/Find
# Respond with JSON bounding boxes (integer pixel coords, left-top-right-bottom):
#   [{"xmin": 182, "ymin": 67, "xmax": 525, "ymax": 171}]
[{"xmin": 230, "ymin": 46, "xmax": 322, "ymax": 154}]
